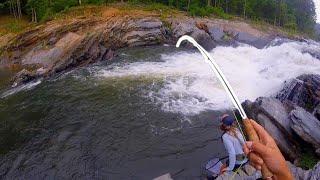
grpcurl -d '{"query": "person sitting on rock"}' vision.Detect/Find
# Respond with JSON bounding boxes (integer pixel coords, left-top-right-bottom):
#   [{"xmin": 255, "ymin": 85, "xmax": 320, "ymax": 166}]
[
  {"xmin": 218, "ymin": 116, "xmax": 294, "ymax": 179},
  {"xmin": 219, "ymin": 114, "xmax": 248, "ymax": 174}
]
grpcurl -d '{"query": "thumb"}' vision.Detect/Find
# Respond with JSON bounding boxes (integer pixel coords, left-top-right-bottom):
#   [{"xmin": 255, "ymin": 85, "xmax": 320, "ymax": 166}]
[{"xmin": 246, "ymin": 141, "xmax": 270, "ymax": 157}]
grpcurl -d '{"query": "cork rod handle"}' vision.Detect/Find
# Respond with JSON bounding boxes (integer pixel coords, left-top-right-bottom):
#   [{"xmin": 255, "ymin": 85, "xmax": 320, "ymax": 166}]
[{"xmin": 243, "ymin": 119, "xmax": 273, "ymax": 179}]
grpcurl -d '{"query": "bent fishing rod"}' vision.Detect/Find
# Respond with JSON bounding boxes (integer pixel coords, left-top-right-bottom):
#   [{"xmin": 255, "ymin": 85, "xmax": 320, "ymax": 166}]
[{"xmin": 176, "ymin": 35, "xmax": 273, "ymax": 179}]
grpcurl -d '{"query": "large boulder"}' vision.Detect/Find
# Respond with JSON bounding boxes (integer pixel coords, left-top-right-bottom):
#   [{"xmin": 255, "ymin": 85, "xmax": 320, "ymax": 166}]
[
  {"xmin": 169, "ymin": 18, "xmax": 215, "ymax": 50},
  {"xmin": 276, "ymin": 74, "xmax": 320, "ymax": 114},
  {"xmin": 205, "ymin": 18, "xmax": 272, "ymax": 48},
  {"xmin": 242, "ymin": 97, "xmax": 300, "ymax": 161},
  {"xmin": 235, "ymin": 32, "xmax": 271, "ymax": 49},
  {"xmin": 208, "ymin": 26, "xmax": 224, "ymax": 41},
  {"xmin": 290, "ymin": 106, "xmax": 320, "ymax": 150}
]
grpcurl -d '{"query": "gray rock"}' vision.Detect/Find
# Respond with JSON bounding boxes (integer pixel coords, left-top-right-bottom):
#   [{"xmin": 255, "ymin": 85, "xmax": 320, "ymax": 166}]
[
  {"xmin": 288, "ymin": 161, "xmax": 311, "ymax": 180},
  {"xmin": 236, "ymin": 32, "xmax": 271, "ymax": 49},
  {"xmin": 153, "ymin": 173, "xmax": 172, "ymax": 180},
  {"xmin": 313, "ymin": 104, "xmax": 320, "ymax": 121},
  {"xmin": 242, "ymin": 97, "xmax": 299, "ymax": 161},
  {"xmin": 257, "ymin": 113, "xmax": 297, "ymax": 161},
  {"xmin": 276, "ymin": 74, "xmax": 320, "ymax": 113},
  {"xmin": 308, "ymin": 162, "xmax": 320, "ymax": 180},
  {"xmin": 208, "ymin": 27, "xmax": 225, "ymax": 41},
  {"xmin": 36, "ymin": 67, "xmax": 47, "ymax": 76},
  {"xmin": 191, "ymin": 29, "xmax": 216, "ymax": 50},
  {"xmin": 170, "ymin": 19, "xmax": 196, "ymax": 38},
  {"xmin": 11, "ymin": 69, "xmax": 36, "ymax": 87},
  {"xmin": 258, "ymin": 97, "xmax": 293, "ymax": 135},
  {"xmin": 169, "ymin": 19, "xmax": 215, "ymax": 50},
  {"xmin": 288, "ymin": 161, "xmax": 320, "ymax": 180},
  {"xmin": 290, "ymin": 106, "xmax": 320, "ymax": 149}
]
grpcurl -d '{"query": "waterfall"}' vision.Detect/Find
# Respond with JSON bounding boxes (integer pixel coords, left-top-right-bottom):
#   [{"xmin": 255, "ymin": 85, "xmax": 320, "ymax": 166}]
[{"xmin": 96, "ymin": 40, "xmax": 320, "ymax": 115}]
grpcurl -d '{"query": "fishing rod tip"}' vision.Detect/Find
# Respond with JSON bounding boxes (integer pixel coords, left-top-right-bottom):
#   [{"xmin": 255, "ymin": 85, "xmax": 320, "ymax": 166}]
[{"xmin": 176, "ymin": 35, "xmax": 197, "ymax": 49}]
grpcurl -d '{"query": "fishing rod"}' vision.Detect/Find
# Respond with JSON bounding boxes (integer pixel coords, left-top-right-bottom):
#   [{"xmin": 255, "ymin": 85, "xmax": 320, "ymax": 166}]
[{"xmin": 176, "ymin": 35, "xmax": 273, "ymax": 179}]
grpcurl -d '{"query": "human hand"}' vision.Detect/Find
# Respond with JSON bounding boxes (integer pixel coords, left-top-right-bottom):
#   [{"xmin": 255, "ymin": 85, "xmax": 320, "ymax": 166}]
[
  {"xmin": 243, "ymin": 120, "xmax": 293, "ymax": 180},
  {"xmin": 219, "ymin": 164, "xmax": 227, "ymax": 175}
]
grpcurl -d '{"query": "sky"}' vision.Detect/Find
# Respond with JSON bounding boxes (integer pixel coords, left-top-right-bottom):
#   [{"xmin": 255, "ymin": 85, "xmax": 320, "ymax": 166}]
[{"xmin": 315, "ymin": 0, "xmax": 320, "ymax": 23}]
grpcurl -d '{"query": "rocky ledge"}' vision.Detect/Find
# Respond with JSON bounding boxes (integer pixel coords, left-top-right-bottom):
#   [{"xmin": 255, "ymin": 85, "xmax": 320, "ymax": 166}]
[
  {"xmin": 242, "ymin": 74, "xmax": 320, "ymax": 179},
  {"xmin": 0, "ymin": 12, "xmax": 286, "ymax": 87},
  {"xmin": 216, "ymin": 74, "xmax": 320, "ymax": 180}
]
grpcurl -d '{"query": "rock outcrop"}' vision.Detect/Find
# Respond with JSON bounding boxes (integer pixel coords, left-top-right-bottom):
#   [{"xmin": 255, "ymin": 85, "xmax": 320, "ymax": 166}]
[
  {"xmin": 169, "ymin": 18, "xmax": 215, "ymax": 50},
  {"xmin": 242, "ymin": 97, "xmax": 300, "ymax": 161},
  {"xmin": 1, "ymin": 17, "xmax": 165, "ymax": 78},
  {"xmin": 243, "ymin": 74, "xmax": 320, "ymax": 167},
  {"xmin": 10, "ymin": 69, "xmax": 36, "ymax": 87},
  {"xmin": 276, "ymin": 74, "xmax": 320, "ymax": 114},
  {"xmin": 0, "ymin": 11, "xmax": 284, "ymax": 87},
  {"xmin": 168, "ymin": 17, "xmax": 273, "ymax": 49},
  {"xmin": 290, "ymin": 106, "xmax": 320, "ymax": 151}
]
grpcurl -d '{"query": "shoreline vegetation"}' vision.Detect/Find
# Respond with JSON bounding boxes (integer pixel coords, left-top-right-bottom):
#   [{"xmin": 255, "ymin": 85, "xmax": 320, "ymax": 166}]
[{"xmin": 0, "ymin": 0, "xmax": 317, "ymax": 39}]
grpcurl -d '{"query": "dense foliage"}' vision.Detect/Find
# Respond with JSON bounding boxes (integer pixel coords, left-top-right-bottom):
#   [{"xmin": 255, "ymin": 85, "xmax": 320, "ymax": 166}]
[{"xmin": 0, "ymin": 0, "xmax": 317, "ymax": 34}]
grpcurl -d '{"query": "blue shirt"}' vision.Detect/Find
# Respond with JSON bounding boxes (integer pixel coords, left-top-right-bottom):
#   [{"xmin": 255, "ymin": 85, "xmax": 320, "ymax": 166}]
[{"xmin": 222, "ymin": 129, "xmax": 248, "ymax": 171}]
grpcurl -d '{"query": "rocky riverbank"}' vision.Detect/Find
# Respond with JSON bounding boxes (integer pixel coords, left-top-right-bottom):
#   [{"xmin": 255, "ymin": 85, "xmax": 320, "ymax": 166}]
[
  {"xmin": 243, "ymin": 74, "xmax": 320, "ymax": 161},
  {"xmin": 214, "ymin": 74, "xmax": 320, "ymax": 180},
  {"xmin": 0, "ymin": 6, "xmax": 295, "ymax": 87},
  {"xmin": 241, "ymin": 74, "xmax": 320, "ymax": 179}
]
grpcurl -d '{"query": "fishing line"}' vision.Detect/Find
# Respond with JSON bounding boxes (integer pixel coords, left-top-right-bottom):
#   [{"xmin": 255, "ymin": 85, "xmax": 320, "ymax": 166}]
[
  {"xmin": 176, "ymin": 36, "xmax": 247, "ymax": 140},
  {"xmin": 176, "ymin": 36, "xmax": 250, "ymax": 179}
]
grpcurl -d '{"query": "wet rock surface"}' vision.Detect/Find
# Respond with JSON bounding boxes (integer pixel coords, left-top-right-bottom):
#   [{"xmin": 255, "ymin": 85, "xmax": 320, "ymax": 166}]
[
  {"xmin": 290, "ymin": 106, "xmax": 320, "ymax": 149},
  {"xmin": 243, "ymin": 74, "xmax": 320, "ymax": 177},
  {"xmin": 242, "ymin": 97, "xmax": 299, "ymax": 161},
  {"xmin": 276, "ymin": 74, "xmax": 320, "ymax": 113}
]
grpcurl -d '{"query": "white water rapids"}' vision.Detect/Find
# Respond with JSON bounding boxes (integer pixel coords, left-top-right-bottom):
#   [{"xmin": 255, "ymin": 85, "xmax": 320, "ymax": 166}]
[{"xmin": 97, "ymin": 40, "xmax": 320, "ymax": 115}]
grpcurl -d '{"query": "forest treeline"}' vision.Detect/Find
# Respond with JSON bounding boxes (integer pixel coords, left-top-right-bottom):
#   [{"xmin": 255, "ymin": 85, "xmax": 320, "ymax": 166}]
[{"xmin": 0, "ymin": 0, "xmax": 317, "ymax": 34}]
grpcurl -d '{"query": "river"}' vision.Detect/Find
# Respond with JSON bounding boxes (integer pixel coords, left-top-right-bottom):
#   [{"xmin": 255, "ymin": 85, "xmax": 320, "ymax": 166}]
[{"xmin": 0, "ymin": 39, "xmax": 320, "ymax": 179}]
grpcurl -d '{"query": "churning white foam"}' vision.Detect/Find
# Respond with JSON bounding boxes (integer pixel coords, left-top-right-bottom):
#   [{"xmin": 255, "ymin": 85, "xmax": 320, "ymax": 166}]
[
  {"xmin": 1, "ymin": 80, "xmax": 42, "ymax": 98},
  {"xmin": 97, "ymin": 41, "xmax": 320, "ymax": 115}
]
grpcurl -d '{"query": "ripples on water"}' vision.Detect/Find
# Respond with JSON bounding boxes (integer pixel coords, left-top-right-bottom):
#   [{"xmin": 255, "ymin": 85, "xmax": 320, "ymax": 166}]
[{"xmin": 0, "ymin": 39, "xmax": 320, "ymax": 179}]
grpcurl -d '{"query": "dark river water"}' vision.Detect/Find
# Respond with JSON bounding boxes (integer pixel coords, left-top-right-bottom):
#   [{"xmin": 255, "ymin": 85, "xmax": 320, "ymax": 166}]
[{"xmin": 0, "ymin": 46, "xmax": 227, "ymax": 180}]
